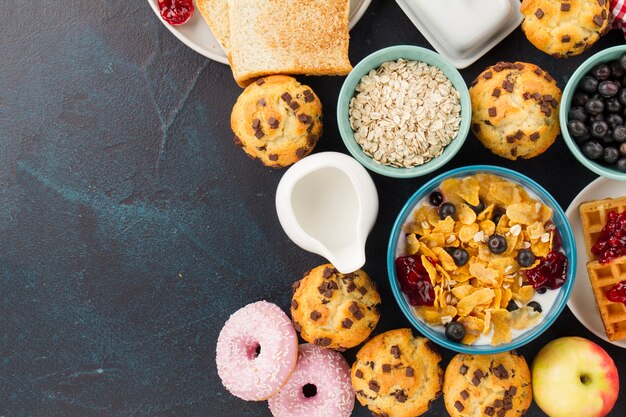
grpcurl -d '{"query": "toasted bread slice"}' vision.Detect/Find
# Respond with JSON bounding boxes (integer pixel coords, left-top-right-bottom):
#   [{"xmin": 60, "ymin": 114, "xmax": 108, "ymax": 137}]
[
  {"xmin": 196, "ymin": 0, "xmax": 230, "ymax": 53},
  {"xmin": 579, "ymin": 196, "xmax": 626, "ymax": 260},
  {"xmin": 587, "ymin": 256, "xmax": 626, "ymax": 341},
  {"xmin": 228, "ymin": 0, "xmax": 353, "ymax": 86}
]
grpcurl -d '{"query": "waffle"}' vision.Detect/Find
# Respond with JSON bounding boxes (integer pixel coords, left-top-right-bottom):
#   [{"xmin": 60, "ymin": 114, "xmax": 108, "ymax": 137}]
[
  {"xmin": 586, "ymin": 257, "xmax": 626, "ymax": 341},
  {"xmin": 579, "ymin": 196, "xmax": 626, "ymax": 260}
]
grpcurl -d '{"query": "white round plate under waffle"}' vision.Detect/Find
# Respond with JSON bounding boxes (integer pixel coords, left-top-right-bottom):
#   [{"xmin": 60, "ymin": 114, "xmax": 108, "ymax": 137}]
[
  {"xmin": 566, "ymin": 176, "xmax": 626, "ymax": 348},
  {"xmin": 147, "ymin": 0, "xmax": 372, "ymax": 65}
]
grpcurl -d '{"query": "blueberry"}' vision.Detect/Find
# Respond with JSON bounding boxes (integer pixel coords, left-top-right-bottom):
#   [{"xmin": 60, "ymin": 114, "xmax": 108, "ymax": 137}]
[
  {"xmin": 572, "ymin": 92, "xmax": 590, "ymax": 107},
  {"xmin": 592, "ymin": 63, "xmax": 612, "ymax": 80},
  {"xmin": 574, "ymin": 132, "xmax": 591, "ymax": 144},
  {"xmin": 467, "ymin": 199, "xmax": 485, "ymax": 214},
  {"xmin": 582, "ymin": 140, "xmax": 604, "ymax": 160},
  {"xmin": 591, "ymin": 113, "xmax": 605, "ymax": 123},
  {"xmin": 621, "ymin": 142, "xmax": 626, "ymax": 156},
  {"xmin": 445, "ymin": 321, "xmax": 465, "ymax": 343},
  {"xmin": 614, "ymin": 125, "xmax": 626, "ymax": 143},
  {"xmin": 599, "ymin": 81, "xmax": 619, "ymax": 97},
  {"xmin": 620, "ymin": 53, "xmax": 626, "ymax": 71},
  {"xmin": 450, "ymin": 247, "xmax": 469, "ymax": 267},
  {"xmin": 438, "ymin": 202, "xmax": 456, "ymax": 220},
  {"xmin": 506, "ymin": 300, "xmax": 519, "ymax": 312},
  {"xmin": 604, "ymin": 147, "xmax": 620, "ymax": 164},
  {"xmin": 487, "ymin": 234, "xmax": 507, "ymax": 254},
  {"xmin": 567, "ymin": 120, "xmax": 587, "ymax": 137},
  {"xmin": 606, "ymin": 114, "xmax": 624, "ymax": 128},
  {"xmin": 606, "ymin": 97, "xmax": 623, "ymax": 113},
  {"xmin": 492, "ymin": 208, "xmax": 504, "ymax": 225},
  {"xmin": 429, "ymin": 191, "xmax": 443, "ymax": 206},
  {"xmin": 585, "ymin": 98, "xmax": 604, "ymax": 115},
  {"xmin": 579, "ymin": 76, "xmax": 599, "ymax": 93},
  {"xmin": 602, "ymin": 133, "xmax": 615, "ymax": 145},
  {"xmin": 611, "ymin": 61, "xmax": 625, "ymax": 79},
  {"xmin": 527, "ymin": 301, "xmax": 542, "ymax": 313},
  {"xmin": 590, "ymin": 121, "xmax": 609, "ymax": 138},
  {"xmin": 619, "ymin": 89, "xmax": 626, "ymax": 106},
  {"xmin": 536, "ymin": 287, "xmax": 547, "ymax": 294},
  {"xmin": 517, "ymin": 249, "xmax": 536, "ymax": 267},
  {"xmin": 569, "ymin": 106, "xmax": 589, "ymax": 122},
  {"xmin": 617, "ymin": 158, "xmax": 626, "ymax": 172}
]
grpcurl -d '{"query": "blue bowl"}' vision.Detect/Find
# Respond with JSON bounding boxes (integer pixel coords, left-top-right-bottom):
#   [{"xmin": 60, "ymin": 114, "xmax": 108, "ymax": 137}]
[
  {"xmin": 560, "ymin": 45, "xmax": 626, "ymax": 181},
  {"xmin": 337, "ymin": 45, "xmax": 471, "ymax": 178},
  {"xmin": 387, "ymin": 165, "xmax": 577, "ymax": 354}
]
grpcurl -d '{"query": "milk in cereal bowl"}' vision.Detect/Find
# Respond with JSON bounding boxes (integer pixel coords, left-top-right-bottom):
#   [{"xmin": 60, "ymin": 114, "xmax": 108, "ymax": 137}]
[{"xmin": 387, "ymin": 166, "xmax": 577, "ymax": 353}]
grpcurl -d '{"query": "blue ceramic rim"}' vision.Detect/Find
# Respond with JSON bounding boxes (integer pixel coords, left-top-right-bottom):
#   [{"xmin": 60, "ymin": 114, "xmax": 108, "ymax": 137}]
[
  {"xmin": 386, "ymin": 165, "xmax": 577, "ymax": 354},
  {"xmin": 560, "ymin": 45, "xmax": 626, "ymax": 181},
  {"xmin": 336, "ymin": 45, "xmax": 471, "ymax": 179}
]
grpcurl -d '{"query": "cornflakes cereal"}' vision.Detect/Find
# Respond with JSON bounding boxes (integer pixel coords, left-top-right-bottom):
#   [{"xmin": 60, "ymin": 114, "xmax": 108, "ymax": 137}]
[{"xmin": 397, "ymin": 173, "xmax": 568, "ymax": 346}]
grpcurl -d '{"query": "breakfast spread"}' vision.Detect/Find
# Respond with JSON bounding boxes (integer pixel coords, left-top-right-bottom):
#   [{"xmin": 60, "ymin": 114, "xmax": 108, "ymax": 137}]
[
  {"xmin": 231, "ymin": 75, "xmax": 322, "ymax": 168},
  {"xmin": 521, "ymin": 0, "xmax": 611, "ymax": 58},
  {"xmin": 268, "ymin": 344, "xmax": 355, "ymax": 417},
  {"xmin": 443, "ymin": 352, "xmax": 532, "ymax": 417},
  {"xmin": 566, "ymin": 53, "xmax": 626, "ymax": 173},
  {"xmin": 215, "ymin": 301, "xmax": 298, "ymax": 401},
  {"xmin": 396, "ymin": 173, "xmax": 568, "ymax": 346},
  {"xmin": 351, "ymin": 329, "xmax": 443, "ymax": 417},
  {"xmin": 291, "ymin": 265, "xmax": 381, "ymax": 350},
  {"xmin": 150, "ymin": 0, "xmax": 626, "ymax": 412},
  {"xmin": 348, "ymin": 59, "xmax": 462, "ymax": 168},
  {"xmin": 580, "ymin": 196, "xmax": 626, "ymax": 341},
  {"xmin": 470, "ymin": 62, "xmax": 561, "ymax": 160},
  {"xmin": 532, "ymin": 337, "xmax": 619, "ymax": 417}
]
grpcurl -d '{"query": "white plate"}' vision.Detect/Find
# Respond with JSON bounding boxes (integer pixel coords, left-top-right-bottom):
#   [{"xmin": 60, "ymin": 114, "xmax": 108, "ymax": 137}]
[
  {"xmin": 565, "ymin": 176, "xmax": 626, "ymax": 348},
  {"xmin": 395, "ymin": 0, "xmax": 523, "ymax": 69},
  {"xmin": 147, "ymin": 0, "xmax": 372, "ymax": 65}
]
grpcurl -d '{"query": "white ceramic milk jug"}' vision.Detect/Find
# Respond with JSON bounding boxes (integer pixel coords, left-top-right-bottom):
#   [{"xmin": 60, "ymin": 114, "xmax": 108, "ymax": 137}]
[{"xmin": 275, "ymin": 152, "xmax": 379, "ymax": 273}]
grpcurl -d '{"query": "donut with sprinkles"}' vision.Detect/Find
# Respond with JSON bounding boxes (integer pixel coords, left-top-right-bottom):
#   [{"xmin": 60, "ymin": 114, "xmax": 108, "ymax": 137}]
[
  {"xmin": 268, "ymin": 344, "xmax": 355, "ymax": 417},
  {"xmin": 216, "ymin": 301, "xmax": 298, "ymax": 400}
]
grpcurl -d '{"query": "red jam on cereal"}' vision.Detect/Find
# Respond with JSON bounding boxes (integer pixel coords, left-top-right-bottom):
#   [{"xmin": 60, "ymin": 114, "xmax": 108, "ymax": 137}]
[{"xmin": 396, "ymin": 173, "xmax": 568, "ymax": 346}]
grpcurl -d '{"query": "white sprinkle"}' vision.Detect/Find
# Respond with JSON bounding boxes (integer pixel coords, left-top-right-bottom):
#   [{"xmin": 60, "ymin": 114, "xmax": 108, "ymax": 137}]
[
  {"xmin": 522, "ymin": 241, "xmax": 531, "ymax": 249},
  {"xmin": 510, "ymin": 224, "xmax": 522, "ymax": 237},
  {"xmin": 446, "ymin": 235, "xmax": 457, "ymax": 244},
  {"xmin": 474, "ymin": 230, "xmax": 484, "ymax": 242},
  {"xmin": 540, "ymin": 233, "xmax": 550, "ymax": 243},
  {"xmin": 535, "ymin": 202, "xmax": 542, "ymax": 212},
  {"xmin": 441, "ymin": 315, "xmax": 453, "ymax": 325}
]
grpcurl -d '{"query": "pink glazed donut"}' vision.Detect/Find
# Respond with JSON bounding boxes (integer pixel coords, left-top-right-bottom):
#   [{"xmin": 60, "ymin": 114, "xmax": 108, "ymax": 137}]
[
  {"xmin": 216, "ymin": 301, "xmax": 298, "ymax": 401},
  {"xmin": 268, "ymin": 344, "xmax": 355, "ymax": 417}
]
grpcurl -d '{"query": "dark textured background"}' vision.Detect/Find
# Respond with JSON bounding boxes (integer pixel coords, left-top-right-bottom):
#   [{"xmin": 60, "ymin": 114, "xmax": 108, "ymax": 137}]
[{"xmin": 1, "ymin": 1, "xmax": 625, "ymax": 416}]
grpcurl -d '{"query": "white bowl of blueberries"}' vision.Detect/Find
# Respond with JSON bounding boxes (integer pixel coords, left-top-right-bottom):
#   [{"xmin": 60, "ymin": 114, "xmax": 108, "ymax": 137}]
[{"xmin": 561, "ymin": 45, "xmax": 626, "ymax": 179}]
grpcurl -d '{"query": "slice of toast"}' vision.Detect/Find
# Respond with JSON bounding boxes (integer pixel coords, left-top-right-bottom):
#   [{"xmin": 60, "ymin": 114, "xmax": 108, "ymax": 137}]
[
  {"xmin": 586, "ymin": 256, "xmax": 626, "ymax": 341},
  {"xmin": 196, "ymin": 0, "xmax": 230, "ymax": 53},
  {"xmin": 579, "ymin": 196, "xmax": 626, "ymax": 260},
  {"xmin": 228, "ymin": 0, "xmax": 353, "ymax": 87}
]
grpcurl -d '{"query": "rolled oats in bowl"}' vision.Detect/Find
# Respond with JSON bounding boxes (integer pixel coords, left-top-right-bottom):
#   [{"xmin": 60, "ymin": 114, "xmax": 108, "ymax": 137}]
[{"xmin": 348, "ymin": 59, "xmax": 462, "ymax": 168}]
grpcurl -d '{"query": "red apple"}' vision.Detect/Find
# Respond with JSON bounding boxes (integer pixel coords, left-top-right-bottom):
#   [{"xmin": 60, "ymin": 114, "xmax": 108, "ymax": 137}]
[{"xmin": 532, "ymin": 337, "xmax": 619, "ymax": 417}]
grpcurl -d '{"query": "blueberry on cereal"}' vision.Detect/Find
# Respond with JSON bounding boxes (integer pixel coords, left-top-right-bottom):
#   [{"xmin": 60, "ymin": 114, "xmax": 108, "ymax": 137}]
[
  {"xmin": 449, "ymin": 248, "xmax": 469, "ymax": 267},
  {"xmin": 445, "ymin": 321, "xmax": 466, "ymax": 343},
  {"xmin": 429, "ymin": 191, "xmax": 443, "ymax": 207},
  {"xmin": 527, "ymin": 301, "xmax": 542, "ymax": 313},
  {"xmin": 439, "ymin": 202, "xmax": 456, "ymax": 220},
  {"xmin": 487, "ymin": 234, "xmax": 507, "ymax": 254},
  {"xmin": 517, "ymin": 249, "xmax": 536, "ymax": 267}
]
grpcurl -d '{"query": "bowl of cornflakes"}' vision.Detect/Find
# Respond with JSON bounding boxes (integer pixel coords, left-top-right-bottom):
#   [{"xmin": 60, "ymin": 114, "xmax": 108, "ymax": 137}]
[{"xmin": 387, "ymin": 165, "xmax": 576, "ymax": 353}]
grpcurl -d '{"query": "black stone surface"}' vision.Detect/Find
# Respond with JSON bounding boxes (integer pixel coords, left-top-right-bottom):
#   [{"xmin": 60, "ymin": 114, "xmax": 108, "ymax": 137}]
[{"xmin": 1, "ymin": 1, "xmax": 625, "ymax": 416}]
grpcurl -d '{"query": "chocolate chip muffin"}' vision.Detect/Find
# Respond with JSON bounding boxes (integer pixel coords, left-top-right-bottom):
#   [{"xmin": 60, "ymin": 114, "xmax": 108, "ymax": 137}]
[
  {"xmin": 443, "ymin": 352, "xmax": 532, "ymax": 417},
  {"xmin": 521, "ymin": 0, "xmax": 611, "ymax": 57},
  {"xmin": 291, "ymin": 264, "xmax": 380, "ymax": 350},
  {"xmin": 470, "ymin": 62, "xmax": 561, "ymax": 160},
  {"xmin": 230, "ymin": 75, "xmax": 322, "ymax": 168},
  {"xmin": 351, "ymin": 329, "xmax": 443, "ymax": 417}
]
